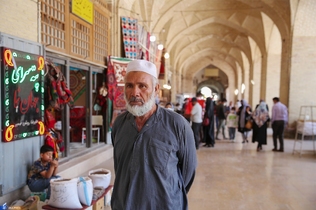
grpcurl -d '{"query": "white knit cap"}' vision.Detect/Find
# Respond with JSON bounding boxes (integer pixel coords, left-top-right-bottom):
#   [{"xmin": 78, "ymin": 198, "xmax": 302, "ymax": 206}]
[{"xmin": 126, "ymin": 60, "xmax": 157, "ymax": 79}]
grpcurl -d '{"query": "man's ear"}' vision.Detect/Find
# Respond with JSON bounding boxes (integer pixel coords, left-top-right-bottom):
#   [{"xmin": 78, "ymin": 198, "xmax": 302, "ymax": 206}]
[{"xmin": 155, "ymin": 83, "xmax": 160, "ymax": 94}]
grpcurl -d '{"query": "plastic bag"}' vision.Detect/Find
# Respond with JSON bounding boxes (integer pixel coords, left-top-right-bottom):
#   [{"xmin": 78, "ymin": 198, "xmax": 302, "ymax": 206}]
[
  {"xmin": 48, "ymin": 178, "xmax": 82, "ymax": 209},
  {"xmin": 78, "ymin": 177, "xmax": 93, "ymax": 206},
  {"xmin": 88, "ymin": 168, "xmax": 111, "ymax": 189}
]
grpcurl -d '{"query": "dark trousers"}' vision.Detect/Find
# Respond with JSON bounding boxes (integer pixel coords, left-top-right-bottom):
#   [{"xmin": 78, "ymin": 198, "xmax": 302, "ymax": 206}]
[
  {"xmin": 216, "ymin": 119, "xmax": 226, "ymax": 138},
  {"xmin": 192, "ymin": 122, "xmax": 202, "ymax": 149},
  {"xmin": 27, "ymin": 175, "xmax": 60, "ymax": 199},
  {"xmin": 228, "ymin": 127, "xmax": 236, "ymax": 140},
  {"xmin": 272, "ymin": 120, "xmax": 285, "ymax": 150}
]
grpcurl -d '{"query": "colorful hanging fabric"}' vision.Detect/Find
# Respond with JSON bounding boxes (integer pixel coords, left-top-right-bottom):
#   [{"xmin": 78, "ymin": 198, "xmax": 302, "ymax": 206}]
[
  {"xmin": 106, "ymin": 56, "xmax": 117, "ymax": 101},
  {"xmin": 121, "ymin": 16, "xmax": 138, "ymax": 59},
  {"xmin": 106, "ymin": 56, "xmax": 131, "ymax": 126},
  {"xmin": 45, "ymin": 61, "xmax": 74, "ymax": 110}
]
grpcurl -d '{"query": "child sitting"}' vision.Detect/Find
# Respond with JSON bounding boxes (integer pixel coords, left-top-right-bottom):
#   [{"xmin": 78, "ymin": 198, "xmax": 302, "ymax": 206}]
[
  {"xmin": 226, "ymin": 107, "xmax": 238, "ymax": 141},
  {"xmin": 27, "ymin": 145, "xmax": 60, "ymax": 199}
]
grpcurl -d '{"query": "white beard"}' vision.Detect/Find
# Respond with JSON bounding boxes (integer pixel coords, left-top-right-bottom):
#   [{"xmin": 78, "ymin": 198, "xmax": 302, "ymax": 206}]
[{"xmin": 125, "ymin": 92, "xmax": 156, "ymax": 117}]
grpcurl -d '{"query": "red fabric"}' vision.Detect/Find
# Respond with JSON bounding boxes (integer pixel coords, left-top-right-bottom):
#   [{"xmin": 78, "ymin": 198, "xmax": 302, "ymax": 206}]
[
  {"xmin": 70, "ymin": 107, "xmax": 86, "ymax": 142},
  {"xmin": 114, "ymin": 86, "xmax": 126, "ymax": 110},
  {"xmin": 45, "ymin": 130, "xmax": 59, "ymax": 158},
  {"xmin": 106, "ymin": 56, "xmax": 117, "ymax": 101},
  {"xmin": 146, "ymin": 32, "xmax": 150, "ymax": 60},
  {"xmin": 159, "ymin": 49, "xmax": 165, "ymax": 76},
  {"xmin": 55, "ymin": 107, "xmax": 86, "ymax": 142},
  {"xmin": 45, "ymin": 109, "xmax": 56, "ymax": 129},
  {"xmin": 184, "ymin": 98, "xmax": 205, "ymax": 114}
]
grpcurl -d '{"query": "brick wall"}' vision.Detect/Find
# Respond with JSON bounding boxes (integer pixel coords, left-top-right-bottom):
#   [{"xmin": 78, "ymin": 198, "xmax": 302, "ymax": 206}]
[
  {"xmin": 0, "ymin": 0, "xmax": 38, "ymax": 42},
  {"xmin": 289, "ymin": 37, "xmax": 316, "ymax": 123},
  {"xmin": 289, "ymin": 0, "xmax": 316, "ymax": 124},
  {"xmin": 266, "ymin": 54, "xmax": 281, "ymax": 112}
]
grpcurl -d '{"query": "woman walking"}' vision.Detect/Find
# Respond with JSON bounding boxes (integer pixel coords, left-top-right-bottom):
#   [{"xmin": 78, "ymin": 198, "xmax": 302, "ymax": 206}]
[
  {"xmin": 252, "ymin": 101, "xmax": 270, "ymax": 151},
  {"xmin": 237, "ymin": 99, "xmax": 252, "ymax": 143},
  {"xmin": 203, "ymin": 97, "xmax": 215, "ymax": 147}
]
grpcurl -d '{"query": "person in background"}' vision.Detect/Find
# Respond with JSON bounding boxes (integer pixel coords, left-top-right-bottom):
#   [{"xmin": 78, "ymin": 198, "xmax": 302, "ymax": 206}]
[
  {"xmin": 255, "ymin": 99, "xmax": 269, "ymax": 111},
  {"xmin": 215, "ymin": 98, "xmax": 228, "ymax": 140},
  {"xmin": 191, "ymin": 97, "xmax": 203, "ymax": 149},
  {"xmin": 155, "ymin": 95, "xmax": 160, "ymax": 105},
  {"xmin": 252, "ymin": 101, "xmax": 270, "ymax": 151},
  {"xmin": 175, "ymin": 103, "xmax": 182, "ymax": 114},
  {"xmin": 182, "ymin": 98, "xmax": 191, "ymax": 122},
  {"xmin": 237, "ymin": 99, "xmax": 252, "ymax": 143},
  {"xmin": 203, "ymin": 97, "xmax": 215, "ymax": 147},
  {"xmin": 214, "ymin": 100, "xmax": 219, "ymax": 131},
  {"xmin": 271, "ymin": 97, "xmax": 288, "ymax": 152},
  {"xmin": 27, "ymin": 145, "xmax": 60, "ymax": 199},
  {"xmin": 235, "ymin": 100, "xmax": 242, "ymax": 109},
  {"xmin": 165, "ymin": 102, "xmax": 174, "ymax": 111},
  {"xmin": 226, "ymin": 107, "xmax": 238, "ymax": 142},
  {"xmin": 226, "ymin": 101, "xmax": 233, "ymax": 116},
  {"xmin": 111, "ymin": 59, "xmax": 197, "ymax": 210}
]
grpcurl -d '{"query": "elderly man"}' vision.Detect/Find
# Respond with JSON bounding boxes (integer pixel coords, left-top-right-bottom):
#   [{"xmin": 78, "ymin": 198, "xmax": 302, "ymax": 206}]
[{"xmin": 111, "ymin": 59, "xmax": 197, "ymax": 210}]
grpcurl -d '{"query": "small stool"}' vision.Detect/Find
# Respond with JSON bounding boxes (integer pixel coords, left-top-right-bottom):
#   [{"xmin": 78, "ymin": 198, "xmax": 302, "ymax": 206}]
[{"xmin": 82, "ymin": 127, "xmax": 100, "ymax": 144}]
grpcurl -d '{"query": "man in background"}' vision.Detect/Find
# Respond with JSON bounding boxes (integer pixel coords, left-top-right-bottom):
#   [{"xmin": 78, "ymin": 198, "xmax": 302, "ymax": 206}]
[
  {"xmin": 191, "ymin": 97, "xmax": 203, "ymax": 149},
  {"xmin": 215, "ymin": 98, "xmax": 228, "ymax": 140},
  {"xmin": 271, "ymin": 97, "xmax": 288, "ymax": 152}
]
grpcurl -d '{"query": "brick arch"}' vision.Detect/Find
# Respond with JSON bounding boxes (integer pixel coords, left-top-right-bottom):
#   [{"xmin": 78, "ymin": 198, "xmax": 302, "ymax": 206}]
[{"xmin": 197, "ymin": 79, "xmax": 225, "ymax": 94}]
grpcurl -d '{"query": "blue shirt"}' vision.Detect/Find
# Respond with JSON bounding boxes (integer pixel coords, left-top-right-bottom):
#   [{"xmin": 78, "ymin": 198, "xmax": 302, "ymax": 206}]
[
  {"xmin": 27, "ymin": 158, "xmax": 51, "ymax": 180},
  {"xmin": 271, "ymin": 102, "xmax": 288, "ymax": 124},
  {"xmin": 111, "ymin": 106, "xmax": 197, "ymax": 210}
]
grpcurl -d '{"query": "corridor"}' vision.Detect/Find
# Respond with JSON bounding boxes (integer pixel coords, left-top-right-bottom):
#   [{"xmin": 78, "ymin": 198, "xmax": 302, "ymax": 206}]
[{"xmin": 103, "ymin": 129, "xmax": 315, "ymax": 210}]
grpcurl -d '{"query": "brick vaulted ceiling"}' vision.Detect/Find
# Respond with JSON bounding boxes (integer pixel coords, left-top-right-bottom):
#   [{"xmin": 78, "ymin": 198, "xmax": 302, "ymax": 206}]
[{"xmin": 119, "ymin": 0, "xmax": 291, "ymax": 90}]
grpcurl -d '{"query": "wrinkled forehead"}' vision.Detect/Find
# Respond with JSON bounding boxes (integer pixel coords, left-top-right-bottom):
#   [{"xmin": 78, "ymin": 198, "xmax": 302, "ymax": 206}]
[{"xmin": 125, "ymin": 71, "xmax": 154, "ymax": 85}]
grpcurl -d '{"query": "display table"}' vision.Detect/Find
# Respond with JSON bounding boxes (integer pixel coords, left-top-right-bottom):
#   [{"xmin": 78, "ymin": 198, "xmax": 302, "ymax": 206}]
[{"xmin": 42, "ymin": 185, "xmax": 113, "ymax": 210}]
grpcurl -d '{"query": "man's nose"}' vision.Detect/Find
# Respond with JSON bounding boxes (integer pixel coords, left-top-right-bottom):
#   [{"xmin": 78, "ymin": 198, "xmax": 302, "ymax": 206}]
[{"xmin": 130, "ymin": 87, "xmax": 140, "ymax": 97}]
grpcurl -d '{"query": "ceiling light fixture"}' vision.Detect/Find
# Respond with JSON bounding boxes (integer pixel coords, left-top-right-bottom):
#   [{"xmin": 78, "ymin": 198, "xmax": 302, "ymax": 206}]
[
  {"xmin": 164, "ymin": 52, "xmax": 170, "ymax": 59},
  {"xmin": 163, "ymin": 84, "xmax": 171, "ymax": 90},
  {"xmin": 241, "ymin": 84, "xmax": 245, "ymax": 93},
  {"xmin": 158, "ymin": 44, "xmax": 164, "ymax": 50},
  {"xmin": 150, "ymin": 35, "xmax": 156, "ymax": 42}
]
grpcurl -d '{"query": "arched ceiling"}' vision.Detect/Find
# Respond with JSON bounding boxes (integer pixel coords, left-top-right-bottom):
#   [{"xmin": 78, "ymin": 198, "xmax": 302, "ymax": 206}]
[{"xmin": 118, "ymin": 0, "xmax": 291, "ymax": 93}]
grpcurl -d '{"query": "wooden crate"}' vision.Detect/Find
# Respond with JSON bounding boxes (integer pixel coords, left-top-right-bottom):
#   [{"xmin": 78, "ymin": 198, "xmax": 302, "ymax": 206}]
[{"xmin": 93, "ymin": 196, "xmax": 104, "ymax": 210}]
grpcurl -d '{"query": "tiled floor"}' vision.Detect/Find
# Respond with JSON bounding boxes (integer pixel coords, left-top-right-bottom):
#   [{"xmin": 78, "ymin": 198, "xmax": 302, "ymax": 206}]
[{"xmin": 99, "ymin": 129, "xmax": 316, "ymax": 210}]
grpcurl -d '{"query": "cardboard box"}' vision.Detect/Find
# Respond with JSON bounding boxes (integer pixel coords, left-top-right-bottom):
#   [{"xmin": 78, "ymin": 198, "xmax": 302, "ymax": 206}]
[{"xmin": 93, "ymin": 197, "xmax": 104, "ymax": 210}]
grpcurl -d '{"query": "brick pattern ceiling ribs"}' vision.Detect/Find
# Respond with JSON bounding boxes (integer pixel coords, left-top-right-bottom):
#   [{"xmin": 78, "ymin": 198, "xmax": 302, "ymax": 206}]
[{"xmin": 126, "ymin": 0, "xmax": 290, "ymax": 78}]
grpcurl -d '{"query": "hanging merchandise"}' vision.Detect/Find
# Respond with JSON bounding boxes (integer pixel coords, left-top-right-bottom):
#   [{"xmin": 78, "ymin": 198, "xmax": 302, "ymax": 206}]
[
  {"xmin": 44, "ymin": 128, "xmax": 64, "ymax": 159},
  {"xmin": 121, "ymin": 16, "xmax": 138, "ymax": 59},
  {"xmin": 107, "ymin": 56, "xmax": 131, "ymax": 127},
  {"xmin": 45, "ymin": 61, "xmax": 74, "ymax": 110},
  {"xmin": 44, "ymin": 107, "xmax": 64, "ymax": 157}
]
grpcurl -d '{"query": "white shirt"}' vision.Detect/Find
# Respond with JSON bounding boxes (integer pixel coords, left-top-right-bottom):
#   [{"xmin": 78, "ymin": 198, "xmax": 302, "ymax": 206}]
[
  {"xmin": 226, "ymin": 113, "xmax": 238, "ymax": 128},
  {"xmin": 191, "ymin": 103, "xmax": 202, "ymax": 123},
  {"xmin": 271, "ymin": 102, "xmax": 288, "ymax": 124}
]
